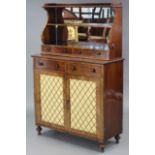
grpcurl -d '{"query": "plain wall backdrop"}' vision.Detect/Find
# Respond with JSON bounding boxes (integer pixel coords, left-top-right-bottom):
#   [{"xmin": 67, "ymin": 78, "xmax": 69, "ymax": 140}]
[{"xmin": 26, "ymin": 0, "xmax": 129, "ymax": 112}]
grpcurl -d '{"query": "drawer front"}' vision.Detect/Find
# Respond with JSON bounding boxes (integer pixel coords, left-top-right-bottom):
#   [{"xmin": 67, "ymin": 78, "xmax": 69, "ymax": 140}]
[
  {"xmin": 41, "ymin": 45, "xmax": 108, "ymax": 59},
  {"xmin": 34, "ymin": 58, "xmax": 65, "ymax": 73},
  {"xmin": 72, "ymin": 49, "xmax": 108, "ymax": 59},
  {"xmin": 51, "ymin": 47, "xmax": 72, "ymax": 55},
  {"xmin": 72, "ymin": 49, "xmax": 93, "ymax": 57},
  {"xmin": 42, "ymin": 45, "xmax": 72, "ymax": 55},
  {"xmin": 67, "ymin": 62, "xmax": 102, "ymax": 77}
]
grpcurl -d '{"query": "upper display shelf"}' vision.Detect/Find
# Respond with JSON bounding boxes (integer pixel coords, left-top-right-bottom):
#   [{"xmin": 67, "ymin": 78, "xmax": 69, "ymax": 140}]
[
  {"xmin": 41, "ymin": 3, "xmax": 122, "ymax": 59},
  {"xmin": 47, "ymin": 23, "xmax": 112, "ymax": 28}
]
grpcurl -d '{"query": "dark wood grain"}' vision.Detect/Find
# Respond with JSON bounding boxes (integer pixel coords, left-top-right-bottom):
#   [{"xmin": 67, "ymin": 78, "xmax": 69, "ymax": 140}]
[
  {"xmin": 108, "ymin": 6, "xmax": 122, "ymax": 58},
  {"xmin": 103, "ymin": 61, "xmax": 123, "ymax": 140}
]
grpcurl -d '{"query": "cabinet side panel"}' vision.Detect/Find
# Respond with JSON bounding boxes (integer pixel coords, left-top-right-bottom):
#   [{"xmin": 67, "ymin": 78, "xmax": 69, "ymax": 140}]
[
  {"xmin": 104, "ymin": 61, "xmax": 123, "ymax": 140},
  {"xmin": 109, "ymin": 6, "xmax": 122, "ymax": 59}
]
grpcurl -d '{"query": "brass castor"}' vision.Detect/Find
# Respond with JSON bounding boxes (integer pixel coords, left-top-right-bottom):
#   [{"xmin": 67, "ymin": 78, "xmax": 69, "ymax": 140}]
[
  {"xmin": 99, "ymin": 144, "xmax": 104, "ymax": 152},
  {"xmin": 36, "ymin": 126, "xmax": 42, "ymax": 135},
  {"xmin": 115, "ymin": 135, "xmax": 120, "ymax": 144}
]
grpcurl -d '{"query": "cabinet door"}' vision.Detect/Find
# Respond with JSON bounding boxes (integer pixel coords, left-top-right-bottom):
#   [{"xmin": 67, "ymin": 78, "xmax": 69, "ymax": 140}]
[
  {"xmin": 34, "ymin": 59, "xmax": 66, "ymax": 129},
  {"xmin": 67, "ymin": 62, "xmax": 104, "ymax": 140},
  {"xmin": 70, "ymin": 77, "xmax": 97, "ymax": 134}
]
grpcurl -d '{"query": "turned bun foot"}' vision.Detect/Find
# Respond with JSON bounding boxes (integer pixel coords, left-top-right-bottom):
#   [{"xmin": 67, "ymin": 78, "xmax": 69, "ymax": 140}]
[
  {"xmin": 99, "ymin": 144, "xmax": 104, "ymax": 152},
  {"xmin": 36, "ymin": 126, "xmax": 42, "ymax": 135},
  {"xmin": 115, "ymin": 135, "xmax": 120, "ymax": 144}
]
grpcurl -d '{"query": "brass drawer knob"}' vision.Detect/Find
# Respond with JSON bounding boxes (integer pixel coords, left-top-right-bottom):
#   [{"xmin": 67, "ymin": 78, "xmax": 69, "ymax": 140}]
[
  {"xmin": 72, "ymin": 66, "xmax": 76, "ymax": 71},
  {"xmin": 92, "ymin": 68, "xmax": 96, "ymax": 73},
  {"xmin": 97, "ymin": 52, "xmax": 101, "ymax": 55},
  {"xmin": 38, "ymin": 62, "xmax": 44, "ymax": 66}
]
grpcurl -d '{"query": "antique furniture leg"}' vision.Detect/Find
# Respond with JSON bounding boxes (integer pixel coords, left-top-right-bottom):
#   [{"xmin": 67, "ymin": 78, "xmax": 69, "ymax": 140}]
[
  {"xmin": 36, "ymin": 126, "xmax": 42, "ymax": 135},
  {"xmin": 99, "ymin": 143, "xmax": 104, "ymax": 152},
  {"xmin": 115, "ymin": 134, "xmax": 120, "ymax": 144}
]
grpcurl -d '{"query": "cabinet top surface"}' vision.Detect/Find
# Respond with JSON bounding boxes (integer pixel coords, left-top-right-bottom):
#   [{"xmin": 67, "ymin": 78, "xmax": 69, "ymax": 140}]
[
  {"xmin": 43, "ymin": 3, "xmax": 122, "ymax": 8},
  {"xmin": 32, "ymin": 54, "xmax": 124, "ymax": 65}
]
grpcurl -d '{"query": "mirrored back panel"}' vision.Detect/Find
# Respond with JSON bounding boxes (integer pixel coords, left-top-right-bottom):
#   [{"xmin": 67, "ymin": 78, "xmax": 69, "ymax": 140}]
[{"xmin": 42, "ymin": 3, "xmax": 121, "ymax": 51}]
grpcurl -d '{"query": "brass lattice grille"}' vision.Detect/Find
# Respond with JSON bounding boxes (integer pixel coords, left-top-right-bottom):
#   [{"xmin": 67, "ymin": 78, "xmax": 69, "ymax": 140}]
[
  {"xmin": 40, "ymin": 73, "xmax": 64, "ymax": 126},
  {"xmin": 70, "ymin": 79, "xmax": 97, "ymax": 134}
]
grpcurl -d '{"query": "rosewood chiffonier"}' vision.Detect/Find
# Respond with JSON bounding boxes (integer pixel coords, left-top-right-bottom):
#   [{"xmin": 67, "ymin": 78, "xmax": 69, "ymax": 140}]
[{"xmin": 32, "ymin": 3, "xmax": 124, "ymax": 152}]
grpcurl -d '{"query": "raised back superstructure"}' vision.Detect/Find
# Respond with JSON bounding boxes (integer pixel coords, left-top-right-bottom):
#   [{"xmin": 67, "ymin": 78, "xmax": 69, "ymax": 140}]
[{"xmin": 41, "ymin": 3, "xmax": 122, "ymax": 60}]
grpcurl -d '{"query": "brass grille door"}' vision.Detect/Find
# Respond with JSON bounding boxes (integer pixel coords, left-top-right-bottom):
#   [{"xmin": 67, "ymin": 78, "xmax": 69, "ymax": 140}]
[
  {"xmin": 40, "ymin": 72, "xmax": 64, "ymax": 126},
  {"xmin": 70, "ymin": 78, "xmax": 97, "ymax": 134}
]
